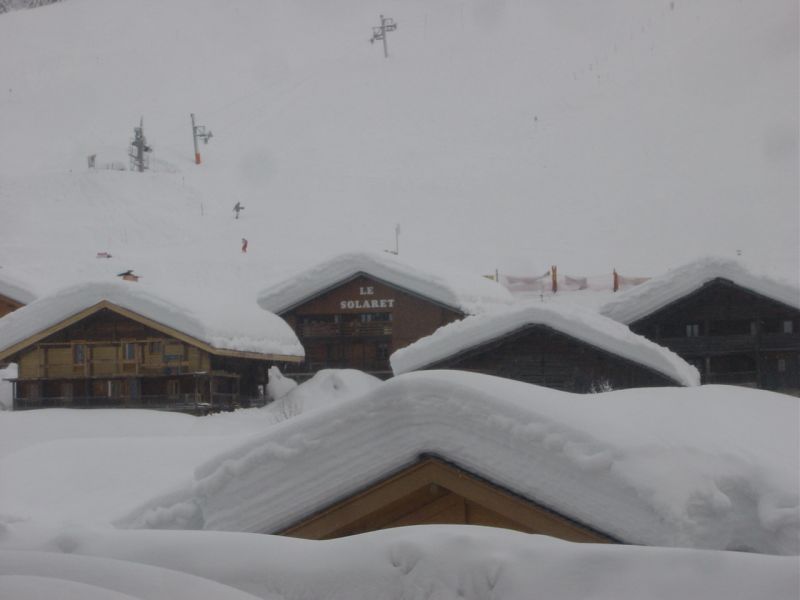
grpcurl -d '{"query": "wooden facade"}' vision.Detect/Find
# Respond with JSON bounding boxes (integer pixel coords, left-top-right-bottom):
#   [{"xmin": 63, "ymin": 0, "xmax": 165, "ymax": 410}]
[
  {"xmin": 0, "ymin": 293, "xmax": 25, "ymax": 318},
  {"xmin": 280, "ymin": 274, "xmax": 463, "ymax": 378},
  {"xmin": 628, "ymin": 279, "xmax": 800, "ymax": 393},
  {"xmin": 3, "ymin": 305, "xmax": 296, "ymax": 413},
  {"xmin": 279, "ymin": 456, "xmax": 614, "ymax": 543},
  {"xmin": 411, "ymin": 324, "xmax": 679, "ymax": 392}
]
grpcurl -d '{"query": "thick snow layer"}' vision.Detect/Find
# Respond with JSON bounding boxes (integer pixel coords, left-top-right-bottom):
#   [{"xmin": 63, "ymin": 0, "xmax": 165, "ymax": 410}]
[
  {"xmin": 257, "ymin": 251, "xmax": 514, "ymax": 315},
  {"xmin": 0, "ymin": 526, "xmax": 797, "ymax": 600},
  {"xmin": 119, "ymin": 372, "xmax": 799, "ymax": 555},
  {"xmin": 265, "ymin": 368, "xmax": 383, "ymax": 416},
  {"xmin": 0, "ymin": 280, "xmax": 303, "ymax": 358},
  {"xmin": 0, "ymin": 370, "xmax": 381, "ymax": 525},
  {"xmin": 0, "ymin": 549, "xmax": 266, "ymax": 600},
  {"xmin": 0, "ymin": 272, "xmax": 36, "ymax": 305},
  {"xmin": 390, "ymin": 302, "xmax": 700, "ymax": 386},
  {"xmin": 601, "ymin": 257, "xmax": 800, "ymax": 325}
]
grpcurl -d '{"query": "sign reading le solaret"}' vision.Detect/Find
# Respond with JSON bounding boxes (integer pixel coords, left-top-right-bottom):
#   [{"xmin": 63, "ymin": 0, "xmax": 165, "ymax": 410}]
[{"xmin": 339, "ymin": 286, "xmax": 396, "ymax": 310}]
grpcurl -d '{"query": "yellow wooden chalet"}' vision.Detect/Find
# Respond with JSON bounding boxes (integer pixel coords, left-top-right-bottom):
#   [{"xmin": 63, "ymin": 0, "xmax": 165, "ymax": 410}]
[{"xmin": 0, "ymin": 282, "xmax": 304, "ymax": 413}]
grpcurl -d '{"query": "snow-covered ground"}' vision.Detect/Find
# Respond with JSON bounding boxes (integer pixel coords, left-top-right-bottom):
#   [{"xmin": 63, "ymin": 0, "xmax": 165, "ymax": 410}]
[
  {"xmin": 0, "ymin": 369, "xmax": 374, "ymax": 524},
  {"xmin": 1, "ymin": 526, "xmax": 798, "ymax": 600}
]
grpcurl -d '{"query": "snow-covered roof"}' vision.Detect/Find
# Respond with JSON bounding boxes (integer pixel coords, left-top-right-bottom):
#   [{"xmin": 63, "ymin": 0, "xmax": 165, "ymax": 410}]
[
  {"xmin": 0, "ymin": 281, "xmax": 303, "ymax": 360},
  {"xmin": 0, "ymin": 273, "xmax": 36, "ymax": 306},
  {"xmin": 601, "ymin": 257, "xmax": 800, "ymax": 325},
  {"xmin": 256, "ymin": 252, "xmax": 514, "ymax": 315},
  {"xmin": 390, "ymin": 303, "xmax": 700, "ymax": 386},
  {"xmin": 120, "ymin": 371, "xmax": 799, "ymax": 555}
]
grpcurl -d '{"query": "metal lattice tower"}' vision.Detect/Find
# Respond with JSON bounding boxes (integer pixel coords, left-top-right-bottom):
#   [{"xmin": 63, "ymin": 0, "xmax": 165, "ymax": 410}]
[
  {"xmin": 370, "ymin": 15, "xmax": 397, "ymax": 58},
  {"xmin": 128, "ymin": 117, "xmax": 152, "ymax": 173}
]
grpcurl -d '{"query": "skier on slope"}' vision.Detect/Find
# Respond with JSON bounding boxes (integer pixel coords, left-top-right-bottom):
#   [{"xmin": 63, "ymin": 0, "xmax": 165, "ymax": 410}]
[{"xmin": 233, "ymin": 202, "xmax": 245, "ymax": 219}]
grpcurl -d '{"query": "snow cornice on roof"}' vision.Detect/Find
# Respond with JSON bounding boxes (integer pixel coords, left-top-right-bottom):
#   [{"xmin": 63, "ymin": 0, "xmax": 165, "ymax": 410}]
[
  {"xmin": 0, "ymin": 281, "xmax": 304, "ymax": 361},
  {"xmin": 391, "ymin": 302, "xmax": 700, "ymax": 387},
  {"xmin": 256, "ymin": 252, "xmax": 514, "ymax": 316},
  {"xmin": 0, "ymin": 273, "xmax": 36, "ymax": 305},
  {"xmin": 600, "ymin": 257, "xmax": 800, "ymax": 325}
]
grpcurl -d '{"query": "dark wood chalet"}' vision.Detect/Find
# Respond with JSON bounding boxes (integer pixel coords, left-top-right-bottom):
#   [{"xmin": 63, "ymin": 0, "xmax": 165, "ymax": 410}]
[
  {"xmin": 276, "ymin": 274, "xmax": 463, "ymax": 378},
  {"xmin": 404, "ymin": 324, "xmax": 684, "ymax": 392},
  {"xmin": 0, "ymin": 295, "xmax": 302, "ymax": 413},
  {"xmin": 258, "ymin": 254, "xmax": 513, "ymax": 378},
  {"xmin": 391, "ymin": 300, "xmax": 696, "ymax": 392},
  {"xmin": 622, "ymin": 278, "xmax": 800, "ymax": 393}
]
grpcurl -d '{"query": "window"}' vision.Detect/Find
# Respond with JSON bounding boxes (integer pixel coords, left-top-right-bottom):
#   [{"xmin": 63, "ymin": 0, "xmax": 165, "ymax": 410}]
[
  {"xmin": 359, "ymin": 312, "xmax": 392, "ymax": 323},
  {"xmin": 149, "ymin": 341, "xmax": 162, "ymax": 354},
  {"xmin": 376, "ymin": 342, "xmax": 391, "ymax": 361},
  {"xmin": 164, "ymin": 343, "xmax": 184, "ymax": 362},
  {"xmin": 783, "ymin": 320, "xmax": 794, "ymax": 334},
  {"xmin": 685, "ymin": 324, "xmax": 701, "ymax": 337},
  {"xmin": 73, "ymin": 344, "xmax": 85, "ymax": 364},
  {"xmin": 123, "ymin": 342, "xmax": 137, "ymax": 361},
  {"xmin": 167, "ymin": 380, "xmax": 180, "ymax": 398},
  {"xmin": 777, "ymin": 358, "xmax": 787, "ymax": 373}
]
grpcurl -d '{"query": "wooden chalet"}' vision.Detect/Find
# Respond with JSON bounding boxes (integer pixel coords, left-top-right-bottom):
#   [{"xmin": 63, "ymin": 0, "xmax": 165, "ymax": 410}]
[
  {"xmin": 257, "ymin": 252, "xmax": 513, "ymax": 378},
  {"xmin": 601, "ymin": 259, "xmax": 800, "ymax": 394},
  {"xmin": 0, "ymin": 282, "xmax": 303, "ymax": 413},
  {"xmin": 391, "ymin": 303, "xmax": 699, "ymax": 391}
]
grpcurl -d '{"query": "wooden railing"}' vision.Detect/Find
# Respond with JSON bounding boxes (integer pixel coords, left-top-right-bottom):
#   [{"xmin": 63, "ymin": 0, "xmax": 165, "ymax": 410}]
[
  {"xmin": 30, "ymin": 339, "xmax": 192, "ymax": 379},
  {"xmin": 703, "ymin": 371, "xmax": 758, "ymax": 385},
  {"xmin": 658, "ymin": 333, "xmax": 799, "ymax": 355},
  {"xmin": 13, "ymin": 392, "xmax": 244, "ymax": 414}
]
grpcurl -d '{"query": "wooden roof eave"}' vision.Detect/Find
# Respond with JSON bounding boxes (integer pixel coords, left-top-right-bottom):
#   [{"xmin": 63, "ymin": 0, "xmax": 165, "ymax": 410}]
[
  {"xmin": 628, "ymin": 277, "xmax": 800, "ymax": 327},
  {"xmin": 277, "ymin": 455, "xmax": 618, "ymax": 543},
  {"xmin": 0, "ymin": 293, "xmax": 25, "ymax": 309},
  {"xmin": 0, "ymin": 301, "xmax": 303, "ymax": 364}
]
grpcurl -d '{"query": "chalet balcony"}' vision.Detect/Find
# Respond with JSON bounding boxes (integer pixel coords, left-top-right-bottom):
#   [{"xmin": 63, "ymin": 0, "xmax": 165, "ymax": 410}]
[
  {"xmin": 657, "ymin": 333, "xmax": 799, "ymax": 356},
  {"xmin": 703, "ymin": 371, "xmax": 758, "ymax": 386},
  {"xmin": 298, "ymin": 321, "xmax": 392, "ymax": 338},
  {"xmin": 12, "ymin": 392, "xmax": 247, "ymax": 414}
]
